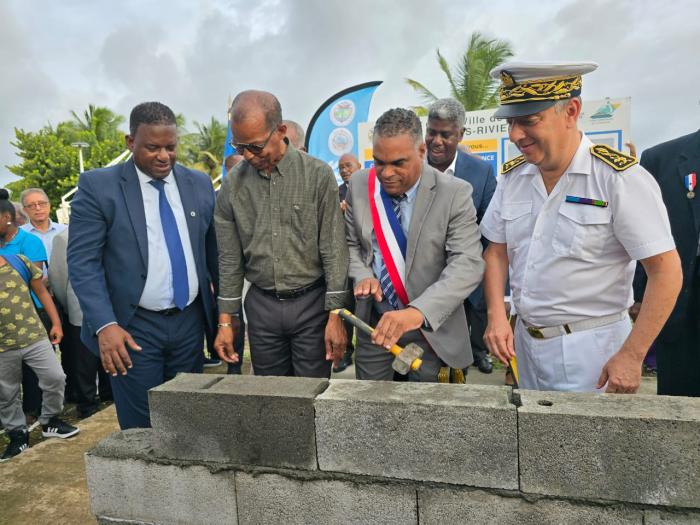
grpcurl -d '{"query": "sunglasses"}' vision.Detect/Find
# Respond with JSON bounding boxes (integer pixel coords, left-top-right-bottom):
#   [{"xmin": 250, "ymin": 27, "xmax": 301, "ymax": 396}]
[{"xmin": 230, "ymin": 127, "xmax": 276, "ymax": 156}]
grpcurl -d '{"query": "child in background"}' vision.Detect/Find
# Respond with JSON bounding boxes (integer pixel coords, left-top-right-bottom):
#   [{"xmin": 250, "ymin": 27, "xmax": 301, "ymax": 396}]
[{"xmin": 0, "ymin": 190, "xmax": 79, "ymax": 462}]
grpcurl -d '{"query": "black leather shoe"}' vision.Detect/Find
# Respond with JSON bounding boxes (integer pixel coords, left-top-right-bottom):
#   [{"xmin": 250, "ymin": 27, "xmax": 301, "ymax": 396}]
[
  {"xmin": 332, "ymin": 361, "xmax": 348, "ymax": 374},
  {"xmin": 475, "ymin": 355, "xmax": 493, "ymax": 374}
]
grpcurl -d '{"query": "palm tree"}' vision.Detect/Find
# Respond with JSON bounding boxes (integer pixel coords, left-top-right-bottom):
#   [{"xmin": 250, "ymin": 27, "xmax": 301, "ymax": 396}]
[
  {"xmin": 70, "ymin": 105, "xmax": 124, "ymax": 141},
  {"xmin": 406, "ymin": 32, "xmax": 514, "ymax": 111},
  {"xmin": 178, "ymin": 117, "xmax": 228, "ymax": 179}
]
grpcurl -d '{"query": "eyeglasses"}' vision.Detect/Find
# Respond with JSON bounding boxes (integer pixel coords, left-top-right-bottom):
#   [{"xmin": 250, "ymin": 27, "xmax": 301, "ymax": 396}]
[
  {"xmin": 24, "ymin": 201, "xmax": 49, "ymax": 210},
  {"xmin": 230, "ymin": 127, "xmax": 276, "ymax": 156}
]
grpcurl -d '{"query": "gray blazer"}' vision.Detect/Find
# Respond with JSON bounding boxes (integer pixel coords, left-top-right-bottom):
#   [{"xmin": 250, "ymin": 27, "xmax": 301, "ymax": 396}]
[
  {"xmin": 344, "ymin": 163, "xmax": 484, "ymax": 368},
  {"xmin": 48, "ymin": 229, "xmax": 83, "ymax": 326}
]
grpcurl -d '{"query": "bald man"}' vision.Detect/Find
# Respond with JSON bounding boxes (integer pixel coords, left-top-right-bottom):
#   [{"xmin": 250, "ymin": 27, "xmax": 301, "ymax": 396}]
[
  {"xmin": 282, "ymin": 120, "xmax": 306, "ymax": 151},
  {"xmin": 214, "ymin": 90, "xmax": 350, "ymax": 378},
  {"xmin": 338, "ymin": 153, "xmax": 361, "ymax": 213}
]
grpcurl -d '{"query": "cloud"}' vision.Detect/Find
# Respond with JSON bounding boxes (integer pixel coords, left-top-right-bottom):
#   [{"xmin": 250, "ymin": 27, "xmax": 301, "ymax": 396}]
[{"xmin": 2, "ymin": 0, "xmax": 699, "ymax": 187}]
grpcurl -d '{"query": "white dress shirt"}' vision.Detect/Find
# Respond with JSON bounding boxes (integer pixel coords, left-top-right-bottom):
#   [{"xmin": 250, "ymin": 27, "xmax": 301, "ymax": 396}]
[
  {"xmin": 481, "ymin": 134, "xmax": 675, "ymax": 327},
  {"xmin": 136, "ymin": 167, "xmax": 199, "ymax": 310}
]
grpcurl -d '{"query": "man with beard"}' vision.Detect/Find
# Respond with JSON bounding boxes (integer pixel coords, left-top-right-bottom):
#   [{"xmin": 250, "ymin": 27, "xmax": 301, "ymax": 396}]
[{"xmin": 345, "ymin": 108, "xmax": 484, "ymax": 382}]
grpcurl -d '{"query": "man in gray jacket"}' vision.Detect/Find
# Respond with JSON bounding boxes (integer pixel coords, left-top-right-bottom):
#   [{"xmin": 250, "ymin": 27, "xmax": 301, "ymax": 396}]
[
  {"xmin": 345, "ymin": 108, "xmax": 484, "ymax": 382},
  {"xmin": 49, "ymin": 229, "xmax": 111, "ymax": 418}
]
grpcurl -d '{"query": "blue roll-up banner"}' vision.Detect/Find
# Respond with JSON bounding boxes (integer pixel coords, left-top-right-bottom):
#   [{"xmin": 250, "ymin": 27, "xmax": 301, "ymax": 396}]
[
  {"xmin": 305, "ymin": 81, "xmax": 382, "ymax": 182},
  {"xmin": 221, "ymin": 123, "xmax": 234, "ymax": 178}
]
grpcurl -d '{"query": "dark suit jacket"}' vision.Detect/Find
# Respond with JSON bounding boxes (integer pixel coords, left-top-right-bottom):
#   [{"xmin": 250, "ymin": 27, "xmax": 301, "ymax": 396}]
[
  {"xmin": 634, "ymin": 130, "xmax": 700, "ymax": 334},
  {"xmin": 67, "ymin": 159, "xmax": 218, "ymax": 353},
  {"xmin": 338, "ymin": 182, "xmax": 349, "ymax": 202},
  {"xmin": 451, "ymin": 151, "xmax": 496, "ymax": 307}
]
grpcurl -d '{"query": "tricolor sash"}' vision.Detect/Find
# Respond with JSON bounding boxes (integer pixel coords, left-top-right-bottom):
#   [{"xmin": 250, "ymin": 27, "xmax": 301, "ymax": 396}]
[{"xmin": 368, "ymin": 167, "xmax": 410, "ymax": 306}]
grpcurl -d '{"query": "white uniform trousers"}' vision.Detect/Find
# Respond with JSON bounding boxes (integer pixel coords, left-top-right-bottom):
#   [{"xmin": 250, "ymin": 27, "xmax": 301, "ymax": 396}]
[{"xmin": 514, "ymin": 316, "xmax": 633, "ymax": 392}]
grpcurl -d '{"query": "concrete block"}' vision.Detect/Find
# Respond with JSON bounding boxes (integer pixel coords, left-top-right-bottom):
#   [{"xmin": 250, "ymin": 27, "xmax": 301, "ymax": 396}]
[
  {"xmin": 315, "ymin": 380, "xmax": 518, "ymax": 488},
  {"xmin": 235, "ymin": 471, "xmax": 417, "ymax": 525},
  {"xmin": 86, "ymin": 453, "xmax": 237, "ymax": 525},
  {"xmin": 418, "ymin": 487, "xmax": 643, "ymax": 525},
  {"xmin": 645, "ymin": 510, "xmax": 700, "ymax": 524},
  {"xmin": 149, "ymin": 374, "xmax": 328, "ymax": 469},
  {"xmin": 517, "ymin": 390, "xmax": 700, "ymax": 507}
]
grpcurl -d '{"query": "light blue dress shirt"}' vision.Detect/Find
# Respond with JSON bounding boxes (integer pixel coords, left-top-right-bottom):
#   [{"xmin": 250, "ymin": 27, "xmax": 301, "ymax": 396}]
[
  {"xmin": 136, "ymin": 167, "xmax": 199, "ymax": 311},
  {"xmin": 21, "ymin": 221, "xmax": 66, "ymax": 261}
]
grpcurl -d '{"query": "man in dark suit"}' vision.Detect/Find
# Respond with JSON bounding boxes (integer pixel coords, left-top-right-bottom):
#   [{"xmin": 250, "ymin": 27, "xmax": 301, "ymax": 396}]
[
  {"xmin": 68, "ymin": 102, "xmax": 220, "ymax": 428},
  {"xmin": 634, "ymin": 130, "xmax": 700, "ymax": 396},
  {"xmin": 338, "ymin": 153, "xmax": 360, "ymax": 209},
  {"xmin": 425, "ymin": 98, "xmax": 497, "ymax": 374}
]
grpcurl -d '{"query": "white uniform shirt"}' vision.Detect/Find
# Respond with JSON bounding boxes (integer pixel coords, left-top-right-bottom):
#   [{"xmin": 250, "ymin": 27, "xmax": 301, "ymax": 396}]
[
  {"xmin": 481, "ymin": 134, "xmax": 675, "ymax": 327},
  {"xmin": 136, "ymin": 167, "xmax": 199, "ymax": 310}
]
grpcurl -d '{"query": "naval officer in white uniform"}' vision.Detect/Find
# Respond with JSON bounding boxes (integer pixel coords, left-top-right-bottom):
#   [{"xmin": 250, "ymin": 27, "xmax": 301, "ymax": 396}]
[{"xmin": 480, "ymin": 61, "xmax": 682, "ymax": 393}]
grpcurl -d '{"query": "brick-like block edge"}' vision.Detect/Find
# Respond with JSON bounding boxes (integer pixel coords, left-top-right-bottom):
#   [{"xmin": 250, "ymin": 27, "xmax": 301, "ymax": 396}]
[
  {"xmin": 316, "ymin": 380, "xmax": 518, "ymax": 488},
  {"xmin": 86, "ymin": 454, "xmax": 237, "ymax": 525},
  {"xmin": 517, "ymin": 390, "xmax": 700, "ymax": 507},
  {"xmin": 235, "ymin": 470, "xmax": 417, "ymax": 524},
  {"xmin": 418, "ymin": 487, "xmax": 643, "ymax": 524}
]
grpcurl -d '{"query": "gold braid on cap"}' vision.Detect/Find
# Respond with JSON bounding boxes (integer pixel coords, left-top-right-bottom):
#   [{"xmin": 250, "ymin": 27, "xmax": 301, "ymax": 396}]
[{"xmin": 499, "ymin": 74, "xmax": 582, "ymax": 105}]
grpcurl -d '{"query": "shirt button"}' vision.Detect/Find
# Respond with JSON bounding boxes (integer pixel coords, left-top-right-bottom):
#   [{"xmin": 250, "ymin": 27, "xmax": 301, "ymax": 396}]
[{"xmin": 273, "ymin": 233, "xmax": 278, "ymax": 237}]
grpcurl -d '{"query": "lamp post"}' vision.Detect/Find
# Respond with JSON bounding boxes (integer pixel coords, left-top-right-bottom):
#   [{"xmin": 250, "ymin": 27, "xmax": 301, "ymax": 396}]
[{"xmin": 71, "ymin": 142, "xmax": 89, "ymax": 173}]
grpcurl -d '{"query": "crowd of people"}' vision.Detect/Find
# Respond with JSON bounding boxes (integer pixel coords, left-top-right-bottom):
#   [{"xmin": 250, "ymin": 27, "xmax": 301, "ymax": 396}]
[{"xmin": 1, "ymin": 60, "xmax": 698, "ymax": 462}]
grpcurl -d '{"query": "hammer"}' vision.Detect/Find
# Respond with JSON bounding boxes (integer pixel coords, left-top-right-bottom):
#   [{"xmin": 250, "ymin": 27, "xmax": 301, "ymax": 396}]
[{"xmin": 331, "ymin": 308, "xmax": 423, "ymax": 374}]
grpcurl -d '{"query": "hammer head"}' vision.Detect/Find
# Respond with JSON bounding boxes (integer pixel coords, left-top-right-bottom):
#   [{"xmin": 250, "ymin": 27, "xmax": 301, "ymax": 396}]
[{"xmin": 391, "ymin": 343, "xmax": 424, "ymax": 375}]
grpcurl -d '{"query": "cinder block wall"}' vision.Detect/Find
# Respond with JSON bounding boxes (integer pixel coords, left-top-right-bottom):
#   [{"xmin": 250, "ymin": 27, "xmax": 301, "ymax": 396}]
[{"xmin": 85, "ymin": 374, "xmax": 700, "ymax": 525}]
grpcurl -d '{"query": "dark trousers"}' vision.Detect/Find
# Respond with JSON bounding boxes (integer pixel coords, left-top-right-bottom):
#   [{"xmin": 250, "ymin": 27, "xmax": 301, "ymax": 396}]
[
  {"xmin": 63, "ymin": 323, "xmax": 112, "ymax": 415},
  {"xmin": 110, "ymin": 300, "xmax": 205, "ymax": 429},
  {"xmin": 465, "ymin": 300, "xmax": 488, "ymax": 362},
  {"xmin": 245, "ymin": 284, "xmax": 331, "ymax": 378},
  {"xmin": 343, "ymin": 295, "xmax": 356, "ymax": 355},
  {"xmin": 353, "ymin": 296, "xmax": 445, "ymax": 382},
  {"xmin": 657, "ymin": 279, "xmax": 700, "ymax": 397},
  {"xmin": 227, "ymin": 318, "xmax": 246, "ymax": 375}
]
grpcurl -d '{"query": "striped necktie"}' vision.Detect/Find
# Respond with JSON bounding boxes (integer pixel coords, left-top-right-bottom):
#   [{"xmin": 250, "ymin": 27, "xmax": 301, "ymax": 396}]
[{"xmin": 379, "ymin": 195, "xmax": 406, "ymax": 309}]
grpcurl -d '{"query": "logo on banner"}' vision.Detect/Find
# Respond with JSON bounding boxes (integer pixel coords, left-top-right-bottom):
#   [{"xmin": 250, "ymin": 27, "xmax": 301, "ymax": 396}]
[
  {"xmin": 328, "ymin": 128, "xmax": 354, "ymax": 156},
  {"xmin": 588, "ymin": 99, "xmax": 620, "ymax": 121},
  {"xmin": 330, "ymin": 99, "xmax": 356, "ymax": 126}
]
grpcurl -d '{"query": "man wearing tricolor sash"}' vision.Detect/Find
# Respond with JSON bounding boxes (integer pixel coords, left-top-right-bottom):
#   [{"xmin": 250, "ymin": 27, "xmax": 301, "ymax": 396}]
[{"xmin": 344, "ymin": 108, "xmax": 484, "ymax": 382}]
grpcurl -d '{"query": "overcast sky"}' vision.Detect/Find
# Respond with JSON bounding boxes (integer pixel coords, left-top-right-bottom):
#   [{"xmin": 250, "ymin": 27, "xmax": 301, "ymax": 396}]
[{"xmin": 2, "ymin": 0, "xmax": 699, "ymax": 186}]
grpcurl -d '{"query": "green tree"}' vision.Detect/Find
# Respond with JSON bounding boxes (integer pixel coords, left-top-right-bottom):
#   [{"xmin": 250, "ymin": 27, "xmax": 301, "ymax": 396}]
[
  {"xmin": 6, "ymin": 106, "xmax": 126, "ymax": 215},
  {"xmin": 178, "ymin": 116, "xmax": 228, "ymax": 180},
  {"xmin": 406, "ymin": 32, "xmax": 514, "ymax": 111}
]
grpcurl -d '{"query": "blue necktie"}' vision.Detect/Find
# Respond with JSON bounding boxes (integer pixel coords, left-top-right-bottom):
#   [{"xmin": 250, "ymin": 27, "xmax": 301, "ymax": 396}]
[
  {"xmin": 149, "ymin": 179, "xmax": 189, "ymax": 310},
  {"xmin": 379, "ymin": 195, "xmax": 405, "ymax": 310}
]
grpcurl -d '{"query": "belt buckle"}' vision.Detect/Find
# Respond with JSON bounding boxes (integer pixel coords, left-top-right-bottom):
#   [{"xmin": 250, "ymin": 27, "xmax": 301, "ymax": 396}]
[{"xmin": 527, "ymin": 326, "xmax": 545, "ymax": 339}]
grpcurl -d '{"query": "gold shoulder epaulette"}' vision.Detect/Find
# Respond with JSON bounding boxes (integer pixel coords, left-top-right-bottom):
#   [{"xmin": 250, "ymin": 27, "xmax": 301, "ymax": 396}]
[
  {"xmin": 590, "ymin": 144, "xmax": 638, "ymax": 171},
  {"xmin": 501, "ymin": 155, "xmax": 526, "ymax": 174}
]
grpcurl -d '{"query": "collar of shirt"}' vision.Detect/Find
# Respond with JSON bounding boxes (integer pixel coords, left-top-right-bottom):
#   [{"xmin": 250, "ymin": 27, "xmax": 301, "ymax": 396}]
[
  {"xmin": 518, "ymin": 133, "xmax": 593, "ymax": 177},
  {"xmin": 271, "ymin": 137, "xmax": 294, "ymax": 178},
  {"xmin": 3, "ymin": 227, "xmax": 25, "ymax": 248},
  {"xmin": 443, "ymin": 152, "xmax": 458, "ymax": 176},
  {"xmin": 135, "ymin": 165, "xmax": 174, "ymax": 186},
  {"xmin": 24, "ymin": 220, "xmax": 60, "ymax": 234},
  {"xmin": 404, "ymin": 176, "xmax": 421, "ymax": 204}
]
